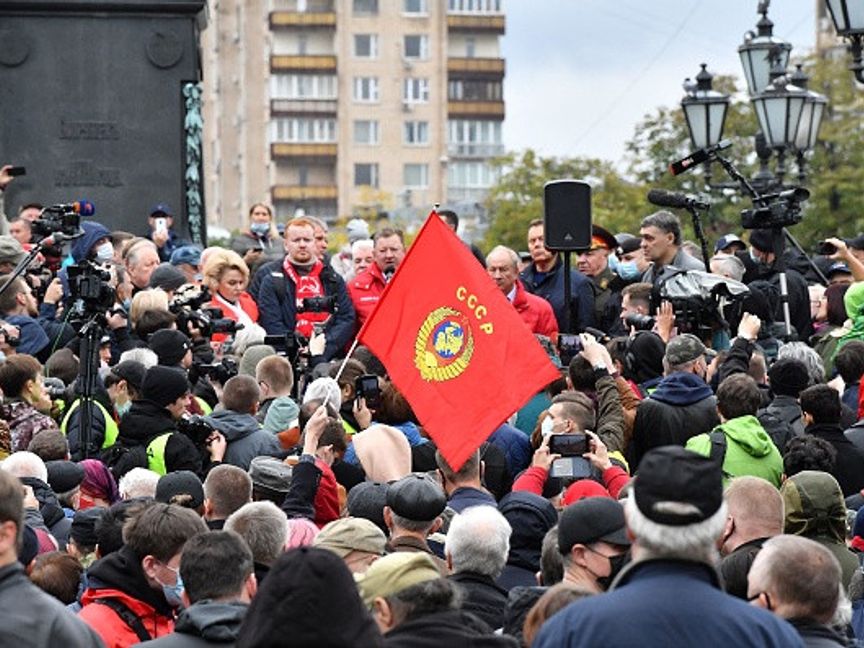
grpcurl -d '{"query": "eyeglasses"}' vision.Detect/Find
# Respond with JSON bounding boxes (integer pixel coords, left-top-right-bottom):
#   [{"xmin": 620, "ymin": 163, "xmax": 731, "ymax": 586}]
[{"xmin": 747, "ymin": 591, "xmax": 772, "ymax": 609}]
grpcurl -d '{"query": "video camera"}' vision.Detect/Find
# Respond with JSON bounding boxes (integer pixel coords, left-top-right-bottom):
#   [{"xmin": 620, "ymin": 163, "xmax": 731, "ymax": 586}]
[
  {"xmin": 177, "ymin": 415, "xmax": 216, "ymax": 446},
  {"xmin": 170, "ymin": 285, "xmax": 243, "ymax": 338},
  {"xmin": 299, "ymin": 295, "xmax": 336, "ymax": 314},
  {"xmin": 32, "ymin": 204, "xmax": 83, "ymax": 239},
  {"xmin": 741, "ymin": 188, "xmax": 809, "ymax": 230},
  {"xmin": 195, "ymin": 357, "xmax": 239, "ymax": 385},
  {"xmin": 67, "ymin": 261, "xmax": 116, "ymax": 324}
]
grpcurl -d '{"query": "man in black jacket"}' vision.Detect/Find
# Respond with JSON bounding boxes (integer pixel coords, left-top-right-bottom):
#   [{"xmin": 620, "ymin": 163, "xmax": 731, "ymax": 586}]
[
  {"xmin": 138, "ymin": 531, "xmax": 255, "ymax": 647},
  {"xmin": 800, "ymin": 384, "xmax": 864, "ymax": 497}
]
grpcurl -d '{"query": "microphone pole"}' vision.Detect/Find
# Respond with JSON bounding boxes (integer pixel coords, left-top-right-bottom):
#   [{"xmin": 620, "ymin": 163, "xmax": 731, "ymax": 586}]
[
  {"xmin": 0, "ymin": 230, "xmax": 84, "ymax": 300},
  {"xmin": 685, "ymin": 204, "xmax": 711, "ymax": 273}
]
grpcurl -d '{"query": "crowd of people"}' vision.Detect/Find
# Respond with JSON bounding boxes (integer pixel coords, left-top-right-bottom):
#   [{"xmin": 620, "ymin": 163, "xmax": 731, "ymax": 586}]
[{"xmin": 4, "ymin": 161, "xmax": 864, "ymax": 646}]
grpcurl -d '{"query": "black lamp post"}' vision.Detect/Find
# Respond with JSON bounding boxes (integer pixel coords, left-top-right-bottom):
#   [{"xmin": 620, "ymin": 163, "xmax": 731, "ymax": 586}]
[
  {"xmin": 790, "ymin": 64, "xmax": 828, "ymax": 183},
  {"xmin": 681, "ymin": 64, "xmax": 730, "ymax": 187},
  {"xmin": 738, "ymin": 0, "xmax": 792, "ymax": 96},
  {"xmin": 824, "ymin": 0, "xmax": 864, "ymax": 84}
]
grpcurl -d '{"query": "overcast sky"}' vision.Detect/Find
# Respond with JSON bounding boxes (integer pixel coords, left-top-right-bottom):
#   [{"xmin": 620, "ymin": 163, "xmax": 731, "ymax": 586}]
[{"xmin": 502, "ymin": 0, "xmax": 817, "ymax": 166}]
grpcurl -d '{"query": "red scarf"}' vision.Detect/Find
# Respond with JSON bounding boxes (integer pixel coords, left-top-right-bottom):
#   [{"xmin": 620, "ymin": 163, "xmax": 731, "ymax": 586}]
[{"xmin": 283, "ymin": 259, "xmax": 329, "ymax": 339}]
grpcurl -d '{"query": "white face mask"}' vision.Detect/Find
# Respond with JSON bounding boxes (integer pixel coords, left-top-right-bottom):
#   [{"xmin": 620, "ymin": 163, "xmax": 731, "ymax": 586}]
[
  {"xmin": 541, "ymin": 416, "xmax": 555, "ymax": 437},
  {"xmin": 95, "ymin": 241, "xmax": 114, "ymax": 263}
]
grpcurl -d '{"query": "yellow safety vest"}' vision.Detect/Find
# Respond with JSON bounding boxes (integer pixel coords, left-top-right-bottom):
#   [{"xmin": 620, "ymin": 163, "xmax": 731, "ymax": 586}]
[
  {"xmin": 61, "ymin": 399, "xmax": 120, "ymax": 449},
  {"xmin": 146, "ymin": 433, "xmax": 172, "ymax": 475}
]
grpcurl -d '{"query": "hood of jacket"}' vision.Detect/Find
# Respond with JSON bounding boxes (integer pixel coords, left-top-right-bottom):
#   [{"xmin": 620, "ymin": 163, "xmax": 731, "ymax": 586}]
[
  {"xmin": 498, "ymin": 492, "xmax": 557, "ymax": 572},
  {"xmin": 204, "ymin": 410, "xmax": 260, "ymax": 442},
  {"xmin": 502, "ymin": 586, "xmax": 545, "ymax": 642},
  {"xmin": 262, "ymin": 396, "xmax": 299, "ymax": 434},
  {"xmin": 781, "ymin": 470, "xmax": 847, "ymax": 543},
  {"xmin": 174, "ymin": 600, "xmax": 248, "ymax": 641},
  {"xmin": 118, "ymin": 400, "xmax": 177, "ymax": 445},
  {"xmin": 71, "ymin": 221, "xmax": 111, "ymax": 263},
  {"xmin": 718, "ymin": 415, "xmax": 776, "ymax": 458},
  {"xmin": 845, "ymin": 281, "xmax": 864, "ymax": 319},
  {"xmin": 19, "ymin": 476, "xmax": 65, "ymax": 529},
  {"xmin": 83, "ymin": 544, "xmax": 175, "ymax": 617},
  {"xmin": 650, "ymin": 372, "xmax": 714, "ymax": 406},
  {"xmin": 3, "ymin": 315, "xmax": 49, "ymax": 357}
]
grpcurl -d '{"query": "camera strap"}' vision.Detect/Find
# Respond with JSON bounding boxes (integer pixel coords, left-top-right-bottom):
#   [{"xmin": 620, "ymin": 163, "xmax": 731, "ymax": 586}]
[{"xmin": 708, "ymin": 429, "xmax": 730, "ymax": 478}]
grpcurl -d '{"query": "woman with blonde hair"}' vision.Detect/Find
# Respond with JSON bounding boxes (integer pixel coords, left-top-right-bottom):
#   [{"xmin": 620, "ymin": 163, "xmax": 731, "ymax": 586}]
[{"xmin": 203, "ymin": 249, "xmax": 258, "ymax": 345}]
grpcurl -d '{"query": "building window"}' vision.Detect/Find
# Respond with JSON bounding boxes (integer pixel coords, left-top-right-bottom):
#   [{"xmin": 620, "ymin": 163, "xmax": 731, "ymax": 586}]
[
  {"xmin": 270, "ymin": 74, "xmax": 337, "ymax": 100},
  {"xmin": 448, "ymin": 0, "xmax": 501, "ymax": 13},
  {"xmin": 353, "ymin": 77, "xmax": 380, "ymax": 102},
  {"xmin": 403, "ymin": 34, "xmax": 429, "ymax": 60},
  {"xmin": 298, "ymin": 165, "xmax": 309, "ymax": 186},
  {"xmin": 448, "ymin": 79, "xmax": 502, "ymax": 101},
  {"xmin": 354, "ymin": 120, "xmax": 380, "ymax": 145},
  {"xmin": 448, "ymin": 119, "xmax": 502, "ymax": 156},
  {"xmin": 465, "ymin": 37, "xmax": 476, "ymax": 58},
  {"xmin": 448, "ymin": 160, "xmax": 499, "ymax": 188},
  {"xmin": 353, "ymin": 34, "xmax": 378, "ymax": 59},
  {"xmin": 298, "ymin": 34, "xmax": 308, "ymax": 55},
  {"xmin": 271, "ymin": 118, "xmax": 336, "ymax": 143},
  {"xmin": 404, "ymin": 163, "xmax": 429, "ymax": 188},
  {"xmin": 353, "ymin": 0, "xmax": 378, "ymax": 14},
  {"xmin": 404, "ymin": 0, "xmax": 427, "ymax": 13},
  {"xmin": 403, "ymin": 121, "xmax": 429, "ymax": 145},
  {"xmin": 355, "ymin": 163, "xmax": 379, "ymax": 188},
  {"xmin": 403, "ymin": 78, "xmax": 429, "ymax": 103}
]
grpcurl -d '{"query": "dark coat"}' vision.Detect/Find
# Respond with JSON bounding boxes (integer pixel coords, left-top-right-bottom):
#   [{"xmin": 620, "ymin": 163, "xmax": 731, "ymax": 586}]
[
  {"xmin": 629, "ymin": 372, "xmax": 719, "ymax": 470},
  {"xmin": 502, "ymin": 586, "xmax": 546, "ymax": 646},
  {"xmin": 117, "ymin": 400, "xmax": 203, "ymax": 476},
  {"xmin": 384, "ymin": 609, "xmax": 518, "ymax": 648},
  {"xmin": 255, "ymin": 262, "xmax": 355, "ymax": 361},
  {"xmin": 449, "ymin": 572, "xmax": 509, "ymax": 630},
  {"xmin": 806, "ymin": 422, "xmax": 864, "ymax": 497},
  {"xmin": 719, "ymin": 537, "xmax": 769, "ymax": 600},
  {"xmin": 788, "ymin": 619, "xmax": 852, "ymax": 648},
  {"xmin": 20, "ymin": 475, "xmax": 71, "ymax": 547},
  {"xmin": 519, "ymin": 256, "xmax": 595, "ymax": 333},
  {"xmin": 533, "ymin": 559, "xmax": 804, "ymax": 648},
  {"xmin": 0, "ymin": 563, "xmax": 104, "ymax": 647},
  {"xmin": 138, "ymin": 601, "xmax": 248, "ymax": 648},
  {"xmin": 497, "ymin": 492, "xmax": 557, "ymax": 591}
]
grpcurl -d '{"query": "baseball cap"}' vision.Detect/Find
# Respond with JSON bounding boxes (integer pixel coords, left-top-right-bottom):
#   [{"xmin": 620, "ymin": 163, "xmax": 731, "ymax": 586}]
[
  {"xmin": 170, "ymin": 245, "xmax": 202, "ymax": 267},
  {"xmin": 827, "ymin": 262, "xmax": 852, "ymax": 278},
  {"xmin": 714, "ymin": 234, "xmax": 745, "ymax": 254},
  {"xmin": 149, "ymin": 263, "xmax": 187, "ymax": 292},
  {"xmin": 109, "ymin": 360, "xmax": 147, "ymax": 394},
  {"xmin": 634, "ymin": 446, "xmax": 723, "ymax": 526},
  {"xmin": 150, "ymin": 203, "xmax": 173, "ymax": 217},
  {"xmin": 313, "ymin": 517, "xmax": 386, "ymax": 559},
  {"xmin": 664, "ymin": 334, "xmax": 708, "ymax": 366},
  {"xmin": 70, "ymin": 507, "xmax": 106, "ymax": 548},
  {"xmin": 847, "ymin": 234, "xmax": 864, "ymax": 251},
  {"xmin": 45, "ymin": 460, "xmax": 85, "ymax": 494},
  {"xmin": 386, "ymin": 474, "xmax": 446, "ymax": 522},
  {"xmin": 356, "ymin": 552, "xmax": 441, "ymax": 608},
  {"xmin": 558, "ymin": 497, "xmax": 630, "ymax": 554},
  {"xmin": 155, "ymin": 470, "xmax": 204, "ymax": 509}
]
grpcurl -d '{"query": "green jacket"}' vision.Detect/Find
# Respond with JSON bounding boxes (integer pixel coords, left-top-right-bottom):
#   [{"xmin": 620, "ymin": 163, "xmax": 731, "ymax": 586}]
[{"xmin": 685, "ymin": 415, "xmax": 783, "ymax": 487}]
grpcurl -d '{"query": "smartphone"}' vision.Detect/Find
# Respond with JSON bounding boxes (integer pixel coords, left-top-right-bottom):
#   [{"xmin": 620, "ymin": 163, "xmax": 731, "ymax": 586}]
[
  {"xmin": 7, "ymin": 166, "xmax": 26, "ymax": 177},
  {"xmin": 549, "ymin": 433, "xmax": 588, "ymax": 457},
  {"xmin": 155, "ymin": 217, "xmax": 168, "ymax": 233},
  {"xmin": 355, "ymin": 374, "xmax": 382, "ymax": 409},
  {"xmin": 817, "ymin": 240, "xmax": 837, "ymax": 256},
  {"xmin": 550, "ymin": 456, "xmax": 593, "ymax": 479}
]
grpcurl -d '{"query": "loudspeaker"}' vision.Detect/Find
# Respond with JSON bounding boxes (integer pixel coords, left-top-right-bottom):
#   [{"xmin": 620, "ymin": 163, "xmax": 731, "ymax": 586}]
[{"xmin": 543, "ymin": 180, "xmax": 592, "ymax": 251}]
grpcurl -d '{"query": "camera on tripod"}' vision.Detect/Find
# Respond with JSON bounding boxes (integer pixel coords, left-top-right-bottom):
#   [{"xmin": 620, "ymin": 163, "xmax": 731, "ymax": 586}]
[
  {"xmin": 741, "ymin": 188, "xmax": 809, "ymax": 230},
  {"xmin": 170, "ymin": 285, "xmax": 243, "ymax": 339},
  {"xmin": 67, "ymin": 261, "xmax": 115, "ymax": 323},
  {"xmin": 32, "ymin": 205, "xmax": 83, "ymax": 239}
]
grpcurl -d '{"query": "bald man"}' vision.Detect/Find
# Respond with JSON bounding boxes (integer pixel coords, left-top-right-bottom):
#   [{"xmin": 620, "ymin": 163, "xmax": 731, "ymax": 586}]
[{"xmin": 487, "ymin": 245, "xmax": 558, "ymax": 341}]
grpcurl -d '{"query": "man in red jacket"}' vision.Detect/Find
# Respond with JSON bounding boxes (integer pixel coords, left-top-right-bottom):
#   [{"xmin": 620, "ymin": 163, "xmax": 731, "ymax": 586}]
[
  {"xmin": 349, "ymin": 227, "xmax": 405, "ymax": 327},
  {"xmin": 78, "ymin": 502, "xmax": 207, "ymax": 647},
  {"xmin": 486, "ymin": 245, "xmax": 558, "ymax": 341}
]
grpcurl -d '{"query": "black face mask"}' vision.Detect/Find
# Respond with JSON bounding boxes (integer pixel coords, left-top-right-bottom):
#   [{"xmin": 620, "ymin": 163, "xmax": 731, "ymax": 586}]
[{"xmin": 596, "ymin": 551, "xmax": 630, "ymax": 591}]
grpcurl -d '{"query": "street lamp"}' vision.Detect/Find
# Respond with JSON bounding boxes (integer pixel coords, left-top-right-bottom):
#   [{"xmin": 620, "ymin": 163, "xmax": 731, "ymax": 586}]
[
  {"xmin": 824, "ymin": 0, "xmax": 864, "ymax": 83},
  {"xmin": 681, "ymin": 64, "xmax": 730, "ymax": 149},
  {"xmin": 790, "ymin": 64, "xmax": 828, "ymax": 182},
  {"xmin": 738, "ymin": 0, "xmax": 792, "ymax": 96}
]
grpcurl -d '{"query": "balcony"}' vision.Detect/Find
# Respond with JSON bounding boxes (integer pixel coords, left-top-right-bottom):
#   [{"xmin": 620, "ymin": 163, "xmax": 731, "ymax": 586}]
[
  {"xmin": 271, "ymin": 99, "xmax": 337, "ymax": 116},
  {"xmin": 272, "ymin": 185, "xmax": 338, "ymax": 201},
  {"xmin": 271, "ymin": 143, "xmax": 337, "ymax": 160},
  {"xmin": 448, "ymin": 143, "xmax": 505, "ymax": 158},
  {"xmin": 447, "ymin": 14, "xmax": 505, "ymax": 34},
  {"xmin": 270, "ymin": 12, "xmax": 336, "ymax": 28},
  {"xmin": 448, "ymin": 101, "xmax": 505, "ymax": 118},
  {"xmin": 270, "ymin": 55, "xmax": 337, "ymax": 72},
  {"xmin": 448, "ymin": 57, "xmax": 505, "ymax": 76}
]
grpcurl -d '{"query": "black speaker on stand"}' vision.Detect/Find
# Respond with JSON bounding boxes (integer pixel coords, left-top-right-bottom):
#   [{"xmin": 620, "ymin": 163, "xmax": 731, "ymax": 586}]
[{"xmin": 543, "ymin": 180, "xmax": 592, "ymax": 334}]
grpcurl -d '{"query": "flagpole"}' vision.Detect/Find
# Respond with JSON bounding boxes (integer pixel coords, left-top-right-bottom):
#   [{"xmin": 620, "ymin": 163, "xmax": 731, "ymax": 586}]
[{"xmin": 321, "ymin": 337, "xmax": 360, "ymax": 411}]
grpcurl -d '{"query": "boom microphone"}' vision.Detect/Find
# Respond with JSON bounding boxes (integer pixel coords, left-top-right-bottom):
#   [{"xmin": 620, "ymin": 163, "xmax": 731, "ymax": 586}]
[
  {"xmin": 42, "ymin": 200, "xmax": 96, "ymax": 216},
  {"xmin": 647, "ymin": 189, "xmax": 711, "ymax": 211},
  {"xmin": 668, "ymin": 139, "xmax": 732, "ymax": 176}
]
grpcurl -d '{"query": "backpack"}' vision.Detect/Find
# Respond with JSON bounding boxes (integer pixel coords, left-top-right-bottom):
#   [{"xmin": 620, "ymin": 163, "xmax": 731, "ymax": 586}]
[
  {"xmin": 92, "ymin": 598, "xmax": 152, "ymax": 642},
  {"xmin": 100, "ymin": 442, "xmax": 149, "ymax": 481}
]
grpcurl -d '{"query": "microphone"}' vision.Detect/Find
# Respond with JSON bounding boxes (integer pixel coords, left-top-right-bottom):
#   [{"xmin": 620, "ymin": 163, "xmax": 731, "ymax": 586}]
[
  {"xmin": 669, "ymin": 139, "xmax": 732, "ymax": 176},
  {"xmin": 42, "ymin": 200, "xmax": 96, "ymax": 216},
  {"xmin": 647, "ymin": 189, "xmax": 711, "ymax": 211}
]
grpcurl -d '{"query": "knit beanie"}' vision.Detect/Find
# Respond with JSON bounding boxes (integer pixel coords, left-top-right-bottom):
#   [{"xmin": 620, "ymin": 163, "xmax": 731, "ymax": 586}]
[
  {"xmin": 239, "ymin": 344, "xmax": 277, "ymax": 377},
  {"xmin": 149, "ymin": 329, "xmax": 193, "ymax": 367},
  {"xmin": 142, "ymin": 366, "xmax": 190, "ymax": 408},
  {"xmin": 768, "ymin": 357, "xmax": 810, "ymax": 397}
]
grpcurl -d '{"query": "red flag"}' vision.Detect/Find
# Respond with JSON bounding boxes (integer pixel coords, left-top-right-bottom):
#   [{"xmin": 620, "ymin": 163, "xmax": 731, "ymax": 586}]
[{"xmin": 359, "ymin": 212, "xmax": 559, "ymax": 470}]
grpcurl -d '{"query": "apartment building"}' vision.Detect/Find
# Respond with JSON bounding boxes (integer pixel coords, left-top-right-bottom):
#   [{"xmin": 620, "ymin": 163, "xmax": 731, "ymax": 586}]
[{"xmin": 201, "ymin": 0, "xmax": 506, "ymax": 232}]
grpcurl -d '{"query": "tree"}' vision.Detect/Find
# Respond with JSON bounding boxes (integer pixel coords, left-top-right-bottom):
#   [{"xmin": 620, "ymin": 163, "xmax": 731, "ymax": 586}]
[{"xmin": 482, "ymin": 150, "xmax": 647, "ymax": 251}]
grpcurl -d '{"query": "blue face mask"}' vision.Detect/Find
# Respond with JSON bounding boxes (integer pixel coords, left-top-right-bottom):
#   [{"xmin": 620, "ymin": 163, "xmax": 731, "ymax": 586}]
[
  {"xmin": 121, "ymin": 297, "xmax": 132, "ymax": 312},
  {"xmin": 115, "ymin": 400, "xmax": 132, "ymax": 418},
  {"xmin": 158, "ymin": 566, "xmax": 185, "ymax": 608},
  {"xmin": 250, "ymin": 222, "xmax": 270, "ymax": 236},
  {"xmin": 617, "ymin": 260, "xmax": 641, "ymax": 281}
]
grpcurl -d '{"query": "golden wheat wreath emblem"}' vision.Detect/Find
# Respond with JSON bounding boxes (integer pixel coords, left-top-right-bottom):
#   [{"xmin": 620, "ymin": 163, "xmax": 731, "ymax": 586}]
[{"xmin": 414, "ymin": 306, "xmax": 475, "ymax": 382}]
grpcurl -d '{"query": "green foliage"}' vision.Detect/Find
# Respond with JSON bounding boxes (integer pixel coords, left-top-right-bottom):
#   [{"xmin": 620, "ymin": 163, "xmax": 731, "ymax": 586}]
[{"xmin": 482, "ymin": 150, "xmax": 646, "ymax": 251}]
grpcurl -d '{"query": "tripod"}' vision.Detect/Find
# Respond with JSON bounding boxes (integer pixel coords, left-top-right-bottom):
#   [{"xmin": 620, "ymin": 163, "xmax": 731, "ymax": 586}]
[{"xmin": 74, "ymin": 313, "xmax": 105, "ymax": 459}]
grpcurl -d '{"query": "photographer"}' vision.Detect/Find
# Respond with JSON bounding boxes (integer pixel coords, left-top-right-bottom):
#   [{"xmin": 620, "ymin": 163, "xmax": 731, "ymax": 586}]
[
  {"xmin": 0, "ymin": 274, "xmax": 72, "ymax": 362},
  {"xmin": 111, "ymin": 365, "xmax": 225, "ymax": 477},
  {"xmin": 257, "ymin": 218, "xmax": 355, "ymax": 363}
]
